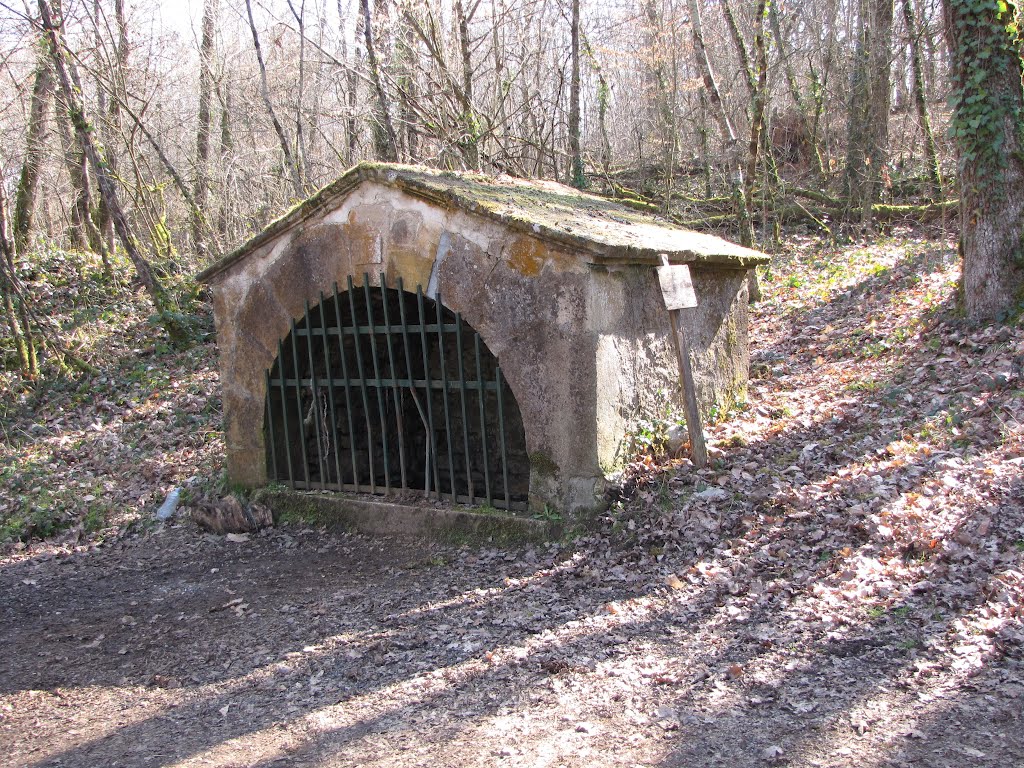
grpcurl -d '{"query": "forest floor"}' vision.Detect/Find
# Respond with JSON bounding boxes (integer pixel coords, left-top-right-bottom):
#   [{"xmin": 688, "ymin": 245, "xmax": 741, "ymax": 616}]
[{"xmin": 1, "ymin": 228, "xmax": 1022, "ymax": 767}]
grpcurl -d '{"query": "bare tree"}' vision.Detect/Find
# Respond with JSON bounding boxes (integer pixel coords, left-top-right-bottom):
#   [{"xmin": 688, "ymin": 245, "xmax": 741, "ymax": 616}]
[
  {"xmin": 285, "ymin": 0, "xmax": 311, "ymax": 181},
  {"xmin": 245, "ymin": 0, "xmax": 304, "ymax": 195},
  {"xmin": 38, "ymin": 0, "xmax": 187, "ymax": 342},
  {"xmin": 844, "ymin": 0, "xmax": 894, "ymax": 228},
  {"xmin": 361, "ymin": 0, "xmax": 399, "ymax": 161},
  {"xmin": 342, "ymin": 0, "xmax": 362, "ymax": 163},
  {"xmin": 721, "ymin": 0, "xmax": 771, "ymax": 242},
  {"xmin": 194, "ymin": 0, "xmax": 217, "ymax": 249},
  {"xmin": 902, "ymin": 0, "xmax": 942, "ymax": 198},
  {"xmin": 0, "ymin": 0, "xmax": 962, "ymax": 287},
  {"xmin": 687, "ymin": 0, "xmax": 751, "ymax": 245},
  {"xmin": 769, "ymin": 0, "xmax": 825, "ymax": 179}
]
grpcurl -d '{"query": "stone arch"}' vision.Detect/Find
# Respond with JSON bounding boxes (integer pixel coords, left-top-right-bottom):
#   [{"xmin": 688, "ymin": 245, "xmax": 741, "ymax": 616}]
[{"xmin": 263, "ymin": 275, "xmax": 530, "ymax": 510}]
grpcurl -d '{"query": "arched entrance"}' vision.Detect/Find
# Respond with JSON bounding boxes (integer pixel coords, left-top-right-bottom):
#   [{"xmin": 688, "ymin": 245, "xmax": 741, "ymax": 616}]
[{"xmin": 264, "ymin": 274, "xmax": 529, "ymax": 510}]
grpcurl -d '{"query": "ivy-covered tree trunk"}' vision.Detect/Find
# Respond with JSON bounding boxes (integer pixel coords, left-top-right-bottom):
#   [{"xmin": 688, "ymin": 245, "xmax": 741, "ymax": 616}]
[
  {"xmin": 568, "ymin": 0, "xmax": 584, "ymax": 189},
  {"xmin": 944, "ymin": 0, "xmax": 1024, "ymax": 320}
]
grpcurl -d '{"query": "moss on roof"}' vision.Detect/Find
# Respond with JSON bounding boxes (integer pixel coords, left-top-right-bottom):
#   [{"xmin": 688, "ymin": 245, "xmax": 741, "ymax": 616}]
[{"xmin": 197, "ymin": 162, "xmax": 769, "ymax": 283}]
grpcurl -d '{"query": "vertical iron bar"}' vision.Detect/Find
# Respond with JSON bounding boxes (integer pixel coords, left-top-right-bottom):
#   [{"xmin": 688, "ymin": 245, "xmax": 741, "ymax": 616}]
[
  {"xmin": 417, "ymin": 287, "xmax": 441, "ymax": 497},
  {"xmin": 435, "ymin": 293, "xmax": 456, "ymax": 500},
  {"xmin": 347, "ymin": 275, "xmax": 377, "ymax": 493},
  {"xmin": 474, "ymin": 334, "xmax": 492, "ymax": 506},
  {"xmin": 363, "ymin": 275, "xmax": 392, "ymax": 491},
  {"xmin": 289, "ymin": 318, "xmax": 311, "ymax": 487},
  {"xmin": 397, "ymin": 278, "xmax": 414, "ymax": 380},
  {"xmin": 496, "ymin": 365, "xmax": 511, "ymax": 509},
  {"xmin": 265, "ymin": 369, "xmax": 279, "ymax": 482},
  {"xmin": 379, "ymin": 272, "xmax": 408, "ymax": 489},
  {"xmin": 398, "ymin": 278, "xmax": 429, "ymax": 496},
  {"xmin": 332, "ymin": 282, "xmax": 360, "ymax": 488},
  {"xmin": 276, "ymin": 340, "xmax": 295, "ymax": 486},
  {"xmin": 319, "ymin": 291, "xmax": 343, "ymax": 488},
  {"xmin": 303, "ymin": 301, "xmax": 328, "ymax": 489},
  {"xmin": 454, "ymin": 314, "xmax": 473, "ymax": 501}
]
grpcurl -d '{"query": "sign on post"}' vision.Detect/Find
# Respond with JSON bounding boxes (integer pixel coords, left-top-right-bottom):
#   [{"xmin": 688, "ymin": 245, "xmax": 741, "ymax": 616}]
[
  {"xmin": 656, "ymin": 263, "xmax": 698, "ymax": 310},
  {"xmin": 657, "ymin": 257, "xmax": 708, "ymax": 468}
]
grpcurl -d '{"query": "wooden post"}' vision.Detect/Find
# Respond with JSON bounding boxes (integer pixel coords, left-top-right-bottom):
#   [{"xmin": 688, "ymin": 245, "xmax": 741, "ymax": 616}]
[{"xmin": 658, "ymin": 256, "xmax": 708, "ymax": 468}]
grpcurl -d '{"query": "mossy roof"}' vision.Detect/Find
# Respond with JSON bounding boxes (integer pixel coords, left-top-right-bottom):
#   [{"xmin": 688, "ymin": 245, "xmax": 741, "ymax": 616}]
[{"xmin": 197, "ymin": 162, "xmax": 769, "ymax": 283}]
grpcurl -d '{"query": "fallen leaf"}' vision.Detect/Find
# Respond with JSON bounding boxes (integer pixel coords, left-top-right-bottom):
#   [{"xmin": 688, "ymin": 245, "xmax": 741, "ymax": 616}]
[{"xmin": 763, "ymin": 745, "xmax": 784, "ymax": 759}]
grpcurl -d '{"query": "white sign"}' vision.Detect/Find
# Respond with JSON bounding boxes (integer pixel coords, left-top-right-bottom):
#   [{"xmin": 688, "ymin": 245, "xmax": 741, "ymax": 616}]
[{"xmin": 657, "ymin": 263, "xmax": 698, "ymax": 310}]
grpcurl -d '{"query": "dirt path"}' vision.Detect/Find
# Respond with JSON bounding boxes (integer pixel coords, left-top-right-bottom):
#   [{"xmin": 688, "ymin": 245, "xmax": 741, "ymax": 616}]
[{"xmin": 1, "ymin": 515, "xmax": 1021, "ymax": 768}]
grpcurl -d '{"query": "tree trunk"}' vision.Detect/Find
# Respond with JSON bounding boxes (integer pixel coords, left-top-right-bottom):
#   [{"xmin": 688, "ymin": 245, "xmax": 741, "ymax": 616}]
[
  {"xmin": 0, "ymin": 178, "xmax": 37, "ymax": 376},
  {"xmin": 116, "ymin": 94, "xmax": 214, "ymax": 259},
  {"xmin": 2, "ymin": 165, "xmax": 95, "ymax": 375},
  {"xmin": 844, "ymin": 0, "xmax": 893, "ymax": 228},
  {"xmin": 722, "ymin": 0, "xmax": 769, "ymax": 248},
  {"xmin": 194, "ymin": 0, "xmax": 216, "ymax": 257},
  {"xmin": 217, "ymin": 82, "xmax": 233, "ymax": 237},
  {"xmin": 454, "ymin": 0, "xmax": 480, "ymax": 169},
  {"xmin": 579, "ymin": 29, "xmax": 612, "ymax": 178},
  {"xmin": 687, "ymin": 0, "xmax": 736, "ymax": 148},
  {"xmin": 643, "ymin": 0, "xmax": 676, "ymax": 199},
  {"xmin": 402, "ymin": 3, "xmax": 486, "ymax": 169},
  {"xmin": 489, "ymin": 0, "xmax": 510, "ymax": 167},
  {"xmin": 698, "ymin": 92, "xmax": 712, "ymax": 197},
  {"xmin": 91, "ymin": 0, "xmax": 127, "ymax": 253},
  {"xmin": 722, "ymin": 0, "xmax": 754, "ymax": 103},
  {"xmin": 943, "ymin": 0, "xmax": 1024, "ymax": 320},
  {"xmin": 361, "ymin": 0, "xmax": 399, "ymax": 162},
  {"xmin": 194, "ymin": 0, "xmax": 216, "ymax": 256},
  {"xmin": 54, "ymin": 94, "xmax": 106, "ymax": 257},
  {"xmin": 745, "ymin": 0, "xmax": 769, "ymax": 294},
  {"xmin": 902, "ymin": 0, "xmax": 943, "ymax": 199},
  {"xmin": 12, "ymin": 51, "xmax": 53, "ymax": 257},
  {"xmin": 398, "ymin": 21, "xmax": 419, "ymax": 160},
  {"xmin": 343, "ymin": 0, "xmax": 362, "ymax": 164}
]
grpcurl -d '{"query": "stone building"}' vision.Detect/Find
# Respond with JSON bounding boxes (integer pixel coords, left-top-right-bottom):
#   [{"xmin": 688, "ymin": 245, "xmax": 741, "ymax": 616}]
[{"xmin": 198, "ymin": 163, "xmax": 767, "ymax": 516}]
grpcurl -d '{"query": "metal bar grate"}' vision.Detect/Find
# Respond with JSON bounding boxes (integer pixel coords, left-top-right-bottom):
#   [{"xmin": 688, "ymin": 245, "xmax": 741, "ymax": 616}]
[{"xmin": 265, "ymin": 274, "xmax": 528, "ymax": 511}]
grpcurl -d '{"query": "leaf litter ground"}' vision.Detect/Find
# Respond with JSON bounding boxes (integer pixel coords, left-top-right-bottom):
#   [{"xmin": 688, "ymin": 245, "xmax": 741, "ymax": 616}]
[{"xmin": 1, "ymin": 230, "xmax": 1022, "ymax": 767}]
